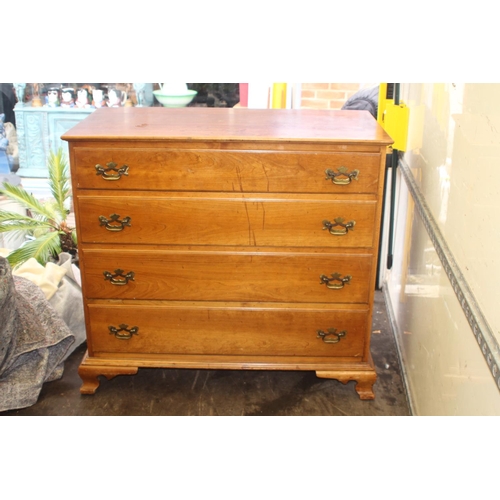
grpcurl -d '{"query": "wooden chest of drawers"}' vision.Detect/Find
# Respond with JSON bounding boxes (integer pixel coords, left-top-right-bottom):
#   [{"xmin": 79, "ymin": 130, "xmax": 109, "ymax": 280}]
[{"xmin": 62, "ymin": 107, "xmax": 392, "ymax": 399}]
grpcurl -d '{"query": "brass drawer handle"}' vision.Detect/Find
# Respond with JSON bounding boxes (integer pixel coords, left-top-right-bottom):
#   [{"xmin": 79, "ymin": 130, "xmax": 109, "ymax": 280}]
[
  {"xmin": 325, "ymin": 167, "xmax": 359, "ymax": 185},
  {"xmin": 317, "ymin": 328, "xmax": 347, "ymax": 344},
  {"xmin": 109, "ymin": 324, "xmax": 139, "ymax": 340},
  {"xmin": 104, "ymin": 269, "xmax": 135, "ymax": 285},
  {"xmin": 320, "ymin": 273, "xmax": 352, "ymax": 289},
  {"xmin": 99, "ymin": 213, "xmax": 131, "ymax": 232},
  {"xmin": 323, "ymin": 217, "xmax": 356, "ymax": 236},
  {"xmin": 95, "ymin": 162, "xmax": 129, "ymax": 181}
]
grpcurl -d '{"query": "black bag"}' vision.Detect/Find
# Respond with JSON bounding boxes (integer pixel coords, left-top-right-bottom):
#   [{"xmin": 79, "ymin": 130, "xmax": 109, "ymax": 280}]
[{"xmin": 341, "ymin": 86, "xmax": 379, "ymax": 119}]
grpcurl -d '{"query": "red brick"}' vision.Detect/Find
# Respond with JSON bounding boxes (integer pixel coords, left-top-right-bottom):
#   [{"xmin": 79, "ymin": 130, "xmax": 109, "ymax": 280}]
[
  {"xmin": 329, "ymin": 83, "xmax": 362, "ymax": 90},
  {"xmin": 300, "ymin": 83, "xmax": 376, "ymax": 110},
  {"xmin": 300, "ymin": 90, "xmax": 316, "ymax": 99},
  {"xmin": 329, "ymin": 100, "xmax": 346, "ymax": 109},
  {"xmin": 301, "ymin": 83, "xmax": 330, "ymax": 90},
  {"xmin": 301, "ymin": 99, "xmax": 330, "ymax": 109},
  {"xmin": 317, "ymin": 90, "xmax": 347, "ymax": 100}
]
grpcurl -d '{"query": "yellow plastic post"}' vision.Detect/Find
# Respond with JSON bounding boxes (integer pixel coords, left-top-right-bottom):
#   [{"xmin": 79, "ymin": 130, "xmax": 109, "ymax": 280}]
[
  {"xmin": 377, "ymin": 83, "xmax": 409, "ymax": 152},
  {"xmin": 272, "ymin": 83, "xmax": 287, "ymax": 109},
  {"xmin": 384, "ymin": 104, "xmax": 409, "ymax": 151},
  {"xmin": 377, "ymin": 83, "xmax": 390, "ymax": 125}
]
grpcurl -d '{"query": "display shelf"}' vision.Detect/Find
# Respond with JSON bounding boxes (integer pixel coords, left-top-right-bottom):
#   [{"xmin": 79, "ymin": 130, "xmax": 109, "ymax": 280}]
[{"xmin": 14, "ymin": 104, "xmax": 94, "ymax": 177}]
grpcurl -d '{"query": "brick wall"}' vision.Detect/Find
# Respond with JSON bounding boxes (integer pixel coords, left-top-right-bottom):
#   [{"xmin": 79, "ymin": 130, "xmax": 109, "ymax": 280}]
[{"xmin": 301, "ymin": 83, "xmax": 377, "ymax": 110}]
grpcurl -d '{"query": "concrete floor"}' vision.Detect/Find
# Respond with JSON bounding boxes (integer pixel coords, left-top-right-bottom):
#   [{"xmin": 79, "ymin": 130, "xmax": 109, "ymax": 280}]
[{"xmin": 1, "ymin": 291, "xmax": 411, "ymax": 416}]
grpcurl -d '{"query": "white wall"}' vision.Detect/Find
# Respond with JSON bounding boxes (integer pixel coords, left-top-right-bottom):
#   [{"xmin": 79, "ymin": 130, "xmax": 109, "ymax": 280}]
[{"xmin": 383, "ymin": 84, "xmax": 500, "ymax": 415}]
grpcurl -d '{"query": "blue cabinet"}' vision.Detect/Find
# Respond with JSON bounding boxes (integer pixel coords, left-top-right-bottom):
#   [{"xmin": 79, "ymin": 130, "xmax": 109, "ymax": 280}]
[{"xmin": 14, "ymin": 104, "xmax": 94, "ymax": 177}]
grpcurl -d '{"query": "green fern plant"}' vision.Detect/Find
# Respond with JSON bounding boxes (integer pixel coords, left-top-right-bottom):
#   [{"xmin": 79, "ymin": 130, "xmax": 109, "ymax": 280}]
[{"xmin": 0, "ymin": 147, "xmax": 77, "ymax": 268}]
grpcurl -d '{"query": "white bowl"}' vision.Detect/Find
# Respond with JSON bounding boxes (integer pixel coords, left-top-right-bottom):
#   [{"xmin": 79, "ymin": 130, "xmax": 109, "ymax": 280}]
[
  {"xmin": 161, "ymin": 83, "xmax": 188, "ymax": 94},
  {"xmin": 153, "ymin": 90, "xmax": 197, "ymax": 108}
]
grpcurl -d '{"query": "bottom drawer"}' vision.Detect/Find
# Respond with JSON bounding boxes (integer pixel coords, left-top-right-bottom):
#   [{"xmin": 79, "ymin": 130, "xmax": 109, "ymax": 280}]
[{"xmin": 87, "ymin": 302, "xmax": 369, "ymax": 358}]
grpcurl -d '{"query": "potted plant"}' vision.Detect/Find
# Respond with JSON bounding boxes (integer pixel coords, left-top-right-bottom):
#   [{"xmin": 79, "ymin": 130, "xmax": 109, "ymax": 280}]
[{"xmin": 0, "ymin": 147, "xmax": 77, "ymax": 268}]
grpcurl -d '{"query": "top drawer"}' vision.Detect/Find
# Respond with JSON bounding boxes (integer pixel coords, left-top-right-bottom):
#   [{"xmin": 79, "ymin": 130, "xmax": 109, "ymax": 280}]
[{"xmin": 73, "ymin": 148, "xmax": 382, "ymax": 194}]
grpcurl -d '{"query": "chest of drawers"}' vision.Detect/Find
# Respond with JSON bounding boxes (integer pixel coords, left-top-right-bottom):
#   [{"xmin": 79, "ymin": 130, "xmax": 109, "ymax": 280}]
[{"xmin": 62, "ymin": 107, "xmax": 392, "ymax": 399}]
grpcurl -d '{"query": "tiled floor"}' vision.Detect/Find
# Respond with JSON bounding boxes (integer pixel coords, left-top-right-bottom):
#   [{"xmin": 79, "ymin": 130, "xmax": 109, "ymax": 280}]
[{"xmin": 1, "ymin": 291, "xmax": 411, "ymax": 416}]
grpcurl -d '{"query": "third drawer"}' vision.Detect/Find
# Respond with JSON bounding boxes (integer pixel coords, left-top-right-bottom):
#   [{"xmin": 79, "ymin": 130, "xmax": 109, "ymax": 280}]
[{"xmin": 82, "ymin": 249, "xmax": 373, "ymax": 303}]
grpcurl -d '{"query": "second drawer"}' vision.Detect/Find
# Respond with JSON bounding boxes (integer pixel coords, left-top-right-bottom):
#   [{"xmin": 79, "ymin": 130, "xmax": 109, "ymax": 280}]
[
  {"xmin": 82, "ymin": 249, "xmax": 373, "ymax": 303},
  {"xmin": 77, "ymin": 193, "xmax": 378, "ymax": 248}
]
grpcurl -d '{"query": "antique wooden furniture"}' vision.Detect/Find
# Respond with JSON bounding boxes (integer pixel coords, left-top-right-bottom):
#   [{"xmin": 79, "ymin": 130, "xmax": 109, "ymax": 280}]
[{"xmin": 62, "ymin": 107, "xmax": 392, "ymax": 399}]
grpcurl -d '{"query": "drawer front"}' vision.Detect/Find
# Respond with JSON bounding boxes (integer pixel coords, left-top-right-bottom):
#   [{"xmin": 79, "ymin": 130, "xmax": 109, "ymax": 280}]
[
  {"xmin": 87, "ymin": 303, "xmax": 368, "ymax": 358},
  {"xmin": 83, "ymin": 249, "xmax": 373, "ymax": 303},
  {"xmin": 77, "ymin": 194, "xmax": 377, "ymax": 248},
  {"xmin": 74, "ymin": 148, "xmax": 381, "ymax": 194}
]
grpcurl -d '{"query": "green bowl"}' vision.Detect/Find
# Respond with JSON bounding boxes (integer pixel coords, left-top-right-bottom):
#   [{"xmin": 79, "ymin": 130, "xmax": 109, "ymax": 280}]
[{"xmin": 153, "ymin": 90, "xmax": 198, "ymax": 108}]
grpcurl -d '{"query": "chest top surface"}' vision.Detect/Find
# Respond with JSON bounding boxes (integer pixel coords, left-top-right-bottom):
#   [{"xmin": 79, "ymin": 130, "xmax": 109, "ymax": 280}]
[{"xmin": 61, "ymin": 107, "xmax": 393, "ymax": 146}]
